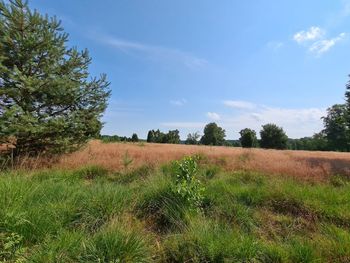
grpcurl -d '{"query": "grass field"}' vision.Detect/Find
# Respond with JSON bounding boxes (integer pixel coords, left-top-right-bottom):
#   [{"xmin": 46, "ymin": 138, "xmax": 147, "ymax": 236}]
[{"xmin": 1, "ymin": 141, "xmax": 350, "ymax": 262}]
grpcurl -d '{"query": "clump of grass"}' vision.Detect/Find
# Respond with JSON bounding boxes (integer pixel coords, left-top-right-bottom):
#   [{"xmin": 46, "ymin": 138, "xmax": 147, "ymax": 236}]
[
  {"xmin": 202, "ymin": 164, "xmax": 221, "ymax": 179},
  {"xmin": 83, "ymin": 222, "xmax": 152, "ymax": 263},
  {"xmin": 112, "ymin": 164, "xmax": 154, "ymax": 184},
  {"xmin": 135, "ymin": 175, "xmax": 191, "ymax": 233},
  {"xmin": 73, "ymin": 165, "xmax": 109, "ymax": 180},
  {"xmin": 162, "ymin": 217, "xmax": 262, "ymax": 262},
  {"xmin": 29, "ymin": 230, "xmax": 86, "ymax": 262},
  {"xmin": 70, "ymin": 183, "xmax": 132, "ymax": 232}
]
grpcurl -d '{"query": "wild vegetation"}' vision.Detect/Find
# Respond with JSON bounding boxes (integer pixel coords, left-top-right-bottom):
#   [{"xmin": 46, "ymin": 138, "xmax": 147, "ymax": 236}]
[
  {"xmin": 1, "ymin": 1, "xmax": 350, "ymax": 262},
  {"xmin": 1, "ymin": 153, "xmax": 349, "ymax": 262}
]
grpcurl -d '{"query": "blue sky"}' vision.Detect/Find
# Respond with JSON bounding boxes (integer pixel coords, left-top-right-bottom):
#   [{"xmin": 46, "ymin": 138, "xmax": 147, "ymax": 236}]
[{"xmin": 29, "ymin": 0, "xmax": 350, "ymax": 139}]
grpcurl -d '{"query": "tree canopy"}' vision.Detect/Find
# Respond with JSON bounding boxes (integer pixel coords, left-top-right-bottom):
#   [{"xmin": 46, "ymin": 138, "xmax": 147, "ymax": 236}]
[
  {"xmin": 260, "ymin": 124, "xmax": 288, "ymax": 150},
  {"xmin": 239, "ymin": 128, "xmax": 257, "ymax": 148},
  {"xmin": 0, "ymin": 0, "xmax": 110, "ymax": 155},
  {"xmin": 200, "ymin": 122, "xmax": 226, "ymax": 146}
]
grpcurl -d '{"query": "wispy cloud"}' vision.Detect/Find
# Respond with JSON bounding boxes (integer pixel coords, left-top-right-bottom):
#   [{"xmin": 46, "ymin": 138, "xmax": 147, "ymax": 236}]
[
  {"xmin": 100, "ymin": 36, "xmax": 208, "ymax": 70},
  {"xmin": 293, "ymin": 26, "xmax": 346, "ymax": 56},
  {"xmin": 223, "ymin": 100, "xmax": 256, "ymax": 110},
  {"xmin": 206, "ymin": 112, "xmax": 221, "ymax": 121},
  {"xmin": 309, "ymin": 32, "xmax": 346, "ymax": 55},
  {"xmin": 267, "ymin": 41, "xmax": 284, "ymax": 50},
  {"xmin": 293, "ymin": 26, "xmax": 325, "ymax": 43},
  {"xmin": 170, "ymin": 99, "xmax": 187, "ymax": 106}
]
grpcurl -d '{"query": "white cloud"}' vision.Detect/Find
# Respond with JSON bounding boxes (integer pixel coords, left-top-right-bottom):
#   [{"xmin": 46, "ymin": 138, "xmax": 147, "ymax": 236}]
[
  {"xmin": 161, "ymin": 103, "xmax": 326, "ymax": 139},
  {"xmin": 170, "ymin": 99, "xmax": 187, "ymax": 106},
  {"xmin": 223, "ymin": 100, "xmax": 256, "ymax": 110},
  {"xmin": 206, "ymin": 112, "xmax": 221, "ymax": 121},
  {"xmin": 99, "ymin": 36, "xmax": 208, "ymax": 70},
  {"xmin": 293, "ymin": 26, "xmax": 325, "ymax": 43},
  {"xmin": 309, "ymin": 33, "xmax": 346, "ymax": 55},
  {"xmin": 223, "ymin": 106, "xmax": 326, "ymax": 138}
]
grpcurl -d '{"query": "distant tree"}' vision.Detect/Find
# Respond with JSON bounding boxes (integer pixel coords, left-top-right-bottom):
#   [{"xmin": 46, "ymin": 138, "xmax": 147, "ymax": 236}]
[
  {"xmin": 0, "ymin": 0, "xmax": 110, "ymax": 155},
  {"xmin": 345, "ymin": 76, "xmax": 350, "ymax": 149},
  {"xmin": 322, "ymin": 104, "xmax": 348, "ymax": 151},
  {"xmin": 239, "ymin": 128, "xmax": 257, "ymax": 148},
  {"xmin": 200, "ymin": 122, "xmax": 226, "ymax": 146},
  {"xmin": 260, "ymin": 124, "xmax": 288, "ymax": 149},
  {"xmin": 131, "ymin": 133, "xmax": 139, "ymax": 142},
  {"xmin": 288, "ymin": 132, "xmax": 328, "ymax": 151},
  {"xmin": 147, "ymin": 130, "xmax": 155, "ymax": 143},
  {"xmin": 165, "ymin": 130, "xmax": 180, "ymax": 144},
  {"xmin": 185, "ymin": 132, "xmax": 200, "ymax": 145},
  {"xmin": 154, "ymin": 129, "xmax": 165, "ymax": 143}
]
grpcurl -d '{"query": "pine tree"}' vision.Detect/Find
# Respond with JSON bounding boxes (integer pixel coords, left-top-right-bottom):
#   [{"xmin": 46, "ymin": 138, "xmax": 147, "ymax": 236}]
[{"xmin": 0, "ymin": 0, "xmax": 110, "ymax": 155}]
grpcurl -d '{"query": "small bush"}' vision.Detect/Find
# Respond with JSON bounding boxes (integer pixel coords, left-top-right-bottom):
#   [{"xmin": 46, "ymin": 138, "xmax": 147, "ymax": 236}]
[{"xmin": 172, "ymin": 156, "xmax": 205, "ymax": 210}]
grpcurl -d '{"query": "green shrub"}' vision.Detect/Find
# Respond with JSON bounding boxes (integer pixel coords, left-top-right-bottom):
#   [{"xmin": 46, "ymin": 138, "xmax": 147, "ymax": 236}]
[{"xmin": 172, "ymin": 156, "xmax": 205, "ymax": 210}]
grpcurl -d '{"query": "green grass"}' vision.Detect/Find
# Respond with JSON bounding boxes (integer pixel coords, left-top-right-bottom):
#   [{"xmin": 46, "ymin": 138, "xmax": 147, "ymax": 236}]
[{"xmin": 0, "ymin": 162, "xmax": 349, "ymax": 262}]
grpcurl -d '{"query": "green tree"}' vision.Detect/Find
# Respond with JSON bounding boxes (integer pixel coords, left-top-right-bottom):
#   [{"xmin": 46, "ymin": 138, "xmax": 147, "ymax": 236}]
[
  {"xmin": 0, "ymin": 0, "xmax": 110, "ymax": 155},
  {"xmin": 260, "ymin": 124, "xmax": 288, "ymax": 150},
  {"xmin": 165, "ymin": 129, "xmax": 180, "ymax": 144},
  {"xmin": 345, "ymin": 76, "xmax": 350, "ymax": 149},
  {"xmin": 185, "ymin": 132, "xmax": 200, "ymax": 145},
  {"xmin": 239, "ymin": 128, "xmax": 257, "ymax": 148},
  {"xmin": 131, "ymin": 133, "xmax": 139, "ymax": 142},
  {"xmin": 146, "ymin": 130, "xmax": 155, "ymax": 143},
  {"xmin": 200, "ymin": 122, "xmax": 226, "ymax": 146},
  {"xmin": 322, "ymin": 104, "xmax": 348, "ymax": 151}
]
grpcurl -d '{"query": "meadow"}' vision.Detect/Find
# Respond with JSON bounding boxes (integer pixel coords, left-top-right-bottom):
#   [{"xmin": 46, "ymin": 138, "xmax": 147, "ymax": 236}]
[{"xmin": 1, "ymin": 141, "xmax": 350, "ymax": 262}]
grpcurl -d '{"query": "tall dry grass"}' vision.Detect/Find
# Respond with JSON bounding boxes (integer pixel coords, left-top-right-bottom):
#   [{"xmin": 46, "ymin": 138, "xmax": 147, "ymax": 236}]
[{"xmin": 52, "ymin": 140, "xmax": 350, "ymax": 181}]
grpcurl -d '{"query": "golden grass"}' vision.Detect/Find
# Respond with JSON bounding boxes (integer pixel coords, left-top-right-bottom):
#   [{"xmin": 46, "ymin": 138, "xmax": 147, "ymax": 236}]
[{"xmin": 53, "ymin": 140, "xmax": 350, "ymax": 181}]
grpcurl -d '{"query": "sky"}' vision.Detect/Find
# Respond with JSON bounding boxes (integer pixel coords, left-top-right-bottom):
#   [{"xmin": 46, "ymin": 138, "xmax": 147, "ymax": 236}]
[{"xmin": 28, "ymin": 0, "xmax": 350, "ymax": 139}]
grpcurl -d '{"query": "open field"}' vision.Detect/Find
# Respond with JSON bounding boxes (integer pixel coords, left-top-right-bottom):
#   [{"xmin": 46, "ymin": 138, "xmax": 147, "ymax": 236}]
[
  {"xmin": 1, "ymin": 142, "xmax": 350, "ymax": 262},
  {"xmin": 48, "ymin": 140, "xmax": 350, "ymax": 182}
]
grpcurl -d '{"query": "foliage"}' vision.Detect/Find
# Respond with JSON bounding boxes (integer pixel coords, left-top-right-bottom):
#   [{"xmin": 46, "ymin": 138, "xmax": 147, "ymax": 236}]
[
  {"xmin": 146, "ymin": 129, "xmax": 180, "ymax": 144},
  {"xmin": 185, "ymin": 132, "xmax": 200, "ymax": 145},
  {"xmin": 239, "ymin": 128, "xmax": 258, "ymax": 148},
  {"xmin": 288, "ymin": 133, "xmax": 328, "ymax": 151},
  {"xmin": 0, "ymin": 232, "xmax": 26, "ymax": 262},
  {"xmin": 0, "ymin": 0, "xmax": 110, "ymax": 155},
  {"xmin": 322, "ymin": 104, "xmax": 349, "ymax": 152},
  {"xmin": 100, "ymin": 135, "xmax": 120, "ymax": 143},
  {"xmin": 131, "ymin": 133, "xmax": 139, "ymax": 142},
  {"xmin": 200, "ymin": 122, "xmax": 226, "ymax": 146},
  {"xmin": 172, "ymin": 156, "xmax": 204, "ymax": 209},
  {"xmin": 260, "ymin": 123, "xmax": 288, "ymax": 149}
]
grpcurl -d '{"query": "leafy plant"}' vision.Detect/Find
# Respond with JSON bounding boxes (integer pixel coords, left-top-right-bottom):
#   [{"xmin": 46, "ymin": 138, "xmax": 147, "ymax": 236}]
[
  {"xmin": 0, "ymin": 232, "xmax": 26, "ymax": 262},
  {"xmin": 172, "ymin": 156, "xmax": 204, "ymax": 210}
]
